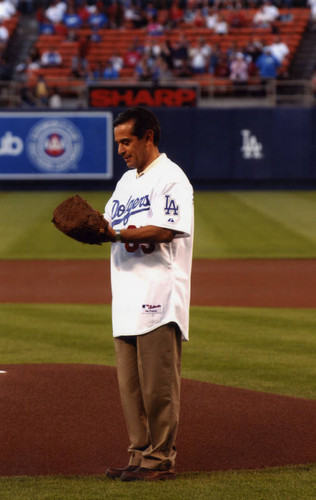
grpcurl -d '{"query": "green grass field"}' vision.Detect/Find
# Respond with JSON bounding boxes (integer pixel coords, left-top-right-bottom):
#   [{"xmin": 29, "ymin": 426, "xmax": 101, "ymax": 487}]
[
  {"xmin": 2, "ymin": 190, "xmax": 316, "ymax": 259},
  {"xmin": 1, "ymin": 190, "xmax": 316, "ymax": 499}
]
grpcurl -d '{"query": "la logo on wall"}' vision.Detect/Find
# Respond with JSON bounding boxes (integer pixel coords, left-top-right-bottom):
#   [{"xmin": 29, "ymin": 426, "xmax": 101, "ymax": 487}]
[{"xmin": 240, "ymin": 129, "xmax": 263, "ymax": 159}]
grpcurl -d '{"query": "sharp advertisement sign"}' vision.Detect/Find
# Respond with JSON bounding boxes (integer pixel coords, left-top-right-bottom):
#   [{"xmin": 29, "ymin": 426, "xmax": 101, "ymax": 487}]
[{"xmin": 88, "ymin": 84, "xmax": 198, "ymax": 108}]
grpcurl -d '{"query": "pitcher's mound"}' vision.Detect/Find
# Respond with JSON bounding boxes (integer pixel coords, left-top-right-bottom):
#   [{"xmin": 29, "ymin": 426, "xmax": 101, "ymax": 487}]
[{"xmin": 0, "ymin": 364, "xmax": 315, "ymax": 476}]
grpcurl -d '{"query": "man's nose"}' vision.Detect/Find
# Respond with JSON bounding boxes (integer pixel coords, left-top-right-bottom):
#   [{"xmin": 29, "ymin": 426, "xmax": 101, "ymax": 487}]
[{"xmin": 118, "ymin": 144, "xmax": 125, "ymax": 155}]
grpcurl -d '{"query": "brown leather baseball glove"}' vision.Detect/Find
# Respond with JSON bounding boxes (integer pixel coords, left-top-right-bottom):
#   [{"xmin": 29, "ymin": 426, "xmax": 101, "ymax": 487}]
[{"xmin": 52, "ymin": 194, "xmax": 111, "ymax": 245}]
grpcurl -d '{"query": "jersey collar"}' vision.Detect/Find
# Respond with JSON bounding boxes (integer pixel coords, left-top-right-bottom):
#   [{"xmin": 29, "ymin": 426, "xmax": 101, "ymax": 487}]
[{"xmin": 136, "ymin": 153, "xmax": 166, "ymax": 178}]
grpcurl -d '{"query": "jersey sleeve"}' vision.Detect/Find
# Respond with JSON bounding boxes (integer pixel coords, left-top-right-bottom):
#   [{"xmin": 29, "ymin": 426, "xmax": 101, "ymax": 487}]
[{"xmin": 150, "ymin": 182, "xmax": 193, "ymax": 237}]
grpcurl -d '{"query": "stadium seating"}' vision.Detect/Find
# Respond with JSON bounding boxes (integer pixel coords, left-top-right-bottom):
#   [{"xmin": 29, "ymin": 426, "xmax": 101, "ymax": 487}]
[{"xmin": 27, "ymin": 7, "xmax": 310, "ymax": 98}]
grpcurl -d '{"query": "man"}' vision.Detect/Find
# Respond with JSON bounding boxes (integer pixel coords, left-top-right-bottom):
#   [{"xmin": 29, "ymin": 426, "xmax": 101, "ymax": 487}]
[
  {"xmin": 40, "ymin": 46, "xmax": 62, "ymax": 67},
  {"xmin": 103, "ymin": 106, "xmax": 194, "ymax": 482},
  {"xmin": 265, "ymin": 36, "xmax": 289, "ymax": 64},
  {"xmin": 256, "ymin": 47, "xmax": 280, "ymax": 80}
]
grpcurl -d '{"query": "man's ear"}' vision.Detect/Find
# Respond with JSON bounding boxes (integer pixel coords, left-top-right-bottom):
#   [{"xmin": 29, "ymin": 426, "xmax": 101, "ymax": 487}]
[{"xmin": 145, "ymin": 130, "xmax": 154, "ymax": 143}]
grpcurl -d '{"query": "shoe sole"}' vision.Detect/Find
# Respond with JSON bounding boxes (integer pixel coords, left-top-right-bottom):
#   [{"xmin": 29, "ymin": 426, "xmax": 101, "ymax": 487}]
[{"xmin": 121, "ymin": 472, "xmax": 177, "ymax": 482}]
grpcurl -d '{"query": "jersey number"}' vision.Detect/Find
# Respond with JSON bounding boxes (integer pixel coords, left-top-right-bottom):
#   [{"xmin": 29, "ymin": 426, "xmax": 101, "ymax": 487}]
[{"xmin": 125, "ymin": 225, "xmax": 155, "ymax": 254}]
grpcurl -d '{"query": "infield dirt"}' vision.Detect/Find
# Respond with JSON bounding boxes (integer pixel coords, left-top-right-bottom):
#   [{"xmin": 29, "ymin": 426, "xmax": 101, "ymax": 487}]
[{"xmin": 1, "ymin": 258, "xmax": 315, "ymax": 476}]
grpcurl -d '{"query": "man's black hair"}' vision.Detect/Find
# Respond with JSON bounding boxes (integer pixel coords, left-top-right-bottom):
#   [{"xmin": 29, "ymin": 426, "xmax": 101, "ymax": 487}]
[{"xmin": 113, "ymin": 106, "xmax": 161, "ymax": 146}]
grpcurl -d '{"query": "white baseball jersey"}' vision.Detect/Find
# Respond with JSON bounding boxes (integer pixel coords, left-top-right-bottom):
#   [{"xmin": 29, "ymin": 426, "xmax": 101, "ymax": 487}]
[{"xmin": 104, "ymin": 153, "xmax": 194, "ymax": 340}]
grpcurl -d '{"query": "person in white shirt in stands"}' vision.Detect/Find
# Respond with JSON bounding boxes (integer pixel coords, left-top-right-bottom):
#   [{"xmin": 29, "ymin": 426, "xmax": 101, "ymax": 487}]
[
  {"xmin": 40, "ymin": 46, "xmax": 62, "ymax": 67},
  {"xmin": 308, "ymin": 0, "xmax": 316, "ymax": 28},
  {"xmin": 0, "ymin": 0, "xmax": 16, "ymax": 21},
  {"xmin": 189, "ymin": 37, "xmax": 212, "ymax": 74},
  {"xmin": 253, "ymin": 1, "xmax": 280, "ymax": 28},
  {"xmin": 0, "ymin": 20, "xmax": 9, "ymax": 46},
  {"xmin": 214, "ymin": 14, "xmax": 228, "ymax": 35},
  {"xmin": 45, "ymin": 0, "xmax": 67, "ymax": 25},
  {"xmin": 265, "ymin": 36, "xmax": 289, "ymax": 64}
]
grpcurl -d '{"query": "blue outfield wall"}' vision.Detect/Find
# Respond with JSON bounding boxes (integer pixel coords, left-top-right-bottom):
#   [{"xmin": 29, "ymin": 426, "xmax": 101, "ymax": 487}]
[
  {"xmin": 153, "ymin": 107, "xmax": 316, "ymax": 185},
  {"xmin": 0, "ymin": 107, "xmax": 316, "ymax": 189}
]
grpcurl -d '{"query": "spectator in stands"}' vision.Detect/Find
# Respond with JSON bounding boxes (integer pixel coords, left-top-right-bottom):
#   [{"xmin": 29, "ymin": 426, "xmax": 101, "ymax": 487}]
[
  {"xmin": 174, "ymin": 58, "xmax": 193, "ymax": 78},
  {"xmin": 183, "ymin": 1, "xmax": 200, "ymax": 26},
  {"xmin": 229, "ymin": 52, "xmax": 249, "ymax": 83},
  {"xmin": 147, "ymin": 13, "xmax": 164, "ymax": 36},
  {"xmin": 191, "ymin": 7, "xmax": 206, "ymax": 28},
  {"xmin": 102, "ymin": 59, "xmax": 119, "ymax": 79},
  {"xmin": 208, "ymin": 42, "xmax": 223, "ymax": 74},
  {"xmin": 0, "ymin": 0, "xmax": 17, "ymax": 21},
  {"xmin": 144, "ymin": 1, "xmax": 158, "ymax": 23},
  {"xmin": 18, "ymin": 53, "xmax": 40, "ymax": 79},
  {"xmin": 90, "ymin": 26, "xmax": 102, "ymax": 42},
  {"xmin": 45, "ymin": 0, "xmax": 67, "ymax": 25},
  {"xmin": 205, "ymin": 7, "xmax": 219, "ymax": 30},
  {"xmin": 308, "ymin": 0, "xmax": 316, "ymax": 30},
  {"xmin": 189, "ymin": 37, "xmax": 212, "ymax": 74},
  {"xmin": 88, "ymin": 4, "xmax": 108, "ymax": 29},
  {"xmin": 152, "ymin": 56, "xmax": 173, "ymax": 83},
  {"xmin": 124, "ymin": 39, "xmax": 143, "ymax": 68},
  {"xmin": 200, "ymin": 0, "xmax": 211, "ymax": 17},
  {"xmin": 63, "ymin": 4, "xmax": 83, "ymax": 30},
  {"xmin": 252, "ymin": 1, "xmax": 280, "ymax": 29},
  {"xmin": 213, "ymin": 53, "xmax": 230, "ymax": 77},
  {"xmin": 48, "ymin": 86, "xmax": 63, "ymax": 108},
  {"xmin": 107, "ymin": 0, "xmax": 124, "ymax": 29},
  {"xmin": 89, "ymin": 60, "xmax": 103, "ymax": 79},
  {"xmin": 227, "ymin": 6, "xmax": 246, "ymax": 29},
  {"xmin": 124, "ymin": 3, "xmax": 147, "ymax": 29},
  {"xmin": 0, "ymin": 19, "xmax": 8, "ymax": 51},
  {"xmin": 262, "ymin": 1, "xmax": 280, "ymax": 21},
  {"xmin": 172, "ymin": 33, "xmax": 190, "ymax": 70},
  {"xmin": 40, "ymin": 46, "xmax": 62, "ymax": 67},
  {"xmin": 214, "ymin": 14, "xmax": 228, "ymax": 35},
  {"xmin": 226, "ymin": 40, "xmax": 239, "ymax": 64},
  {"xmin": 265, "ymin": 35, "xmax": 289, "ymax": 64},
  {"xmin": 71, "ymin": 34, "xmax": 91, "ymax": 78},
  {"xmin": 109, "ymin": 51, "xmax": 124, "ymax": 73},
  {"xmin": 20, "ymin": 85, "xmax": 38, "ymax": 108},
  {"xmin": 17, "ymin": 45, "xmax": 41, "ymax": 77},
  {"xmin": 135, "ymin": 54, "xmax": 154, "ymax": 81},
  {"xmin": 38, "ymin": 15, "xmax": 55, "ymax": 35},
  {"xmin": 160, "ymin": 38, "xmax": 174, "ymax": 70},
  {"xmin": 71, "ymin": 58, "xmax": 89, "ymax": 78},
  {"xmin": 255, "ymin": 47, "xmax": 280, "ymax": 80},
  {"xmin": 76, "ymin": 0, "xmax": 91, "ymax": 25},
  {"xmin": 34, "ymin": 73, "xmax": 49, "ymax": 106},
  {"xmin": 168, "ymin": 0, "xmax": 184, "ymax": 28},
  {"xmin": 0, "ymin": 0, "xmax": 15, "ymax": 21},
  {"xmin": 244, "ymin": 37, "xmax": 264, "ymax": 63},
  {"xmin": 144, "ymin": 38, "xmax": 161, "ymax": 61}
]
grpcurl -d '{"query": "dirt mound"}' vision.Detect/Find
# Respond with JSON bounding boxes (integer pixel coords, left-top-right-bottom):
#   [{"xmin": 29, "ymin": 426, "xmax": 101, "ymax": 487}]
[{"xmin": 0, "ymin": 364, "xmax": 315, "ymax": 476}]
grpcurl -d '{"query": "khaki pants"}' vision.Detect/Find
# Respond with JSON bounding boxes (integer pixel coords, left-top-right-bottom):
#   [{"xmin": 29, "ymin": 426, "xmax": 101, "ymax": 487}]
[{"xmin": 114, "ymin": 323, "xmax": 182, "ymax": 470}]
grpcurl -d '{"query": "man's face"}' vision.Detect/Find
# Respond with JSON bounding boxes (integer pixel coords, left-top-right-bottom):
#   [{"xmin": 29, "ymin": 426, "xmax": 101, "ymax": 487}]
[{"xmin": 114, "ymin": 120, "xmax": 150, "ymax": 173}]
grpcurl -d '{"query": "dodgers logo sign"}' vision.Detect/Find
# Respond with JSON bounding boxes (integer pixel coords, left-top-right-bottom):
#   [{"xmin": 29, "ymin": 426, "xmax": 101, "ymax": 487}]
[{"xmin": 26, "ymin": 119, "xmax": 83, "ymax": 173}]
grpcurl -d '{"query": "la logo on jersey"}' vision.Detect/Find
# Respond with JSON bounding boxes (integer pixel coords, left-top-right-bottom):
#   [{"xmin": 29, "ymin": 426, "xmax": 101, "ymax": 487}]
[
  {"xmin": 164, "ymin": 195, "xmax": 179, "ymax": 223},
  {"xmin": 240, "ymin": 129, "xmax": 263, "ymax": 159}
]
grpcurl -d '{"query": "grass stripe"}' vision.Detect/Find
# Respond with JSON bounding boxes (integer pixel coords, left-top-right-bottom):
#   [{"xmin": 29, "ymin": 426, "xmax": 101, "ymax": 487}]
[
  {"xmin": 1, "ymin": 303, "xmax": 315, "ymax": 400},
  {"xmin": 2, "ymin": 191, "xmax": 316, "ymax": 259},
  {"xmin": 0, "ymin": 464, "xmax": 315, "ymax": 500}
]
